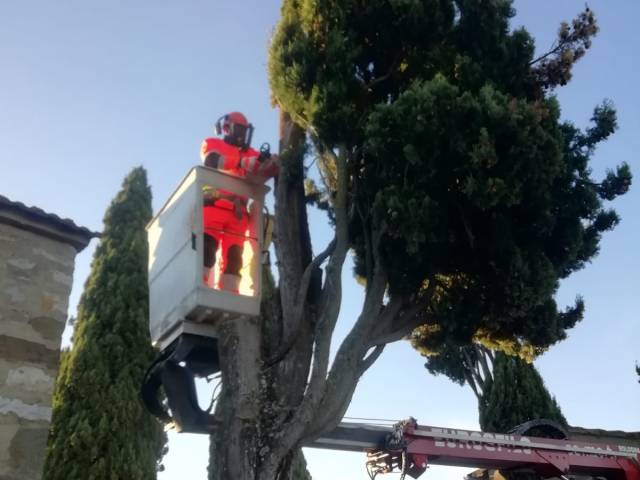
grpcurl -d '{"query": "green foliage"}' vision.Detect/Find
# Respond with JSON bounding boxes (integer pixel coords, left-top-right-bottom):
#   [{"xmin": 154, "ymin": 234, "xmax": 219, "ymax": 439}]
[
  {"xmin": 479, "ymin": 352, "xmax": 567, "ymax": 433},
  {"xmin": 270, "ymin": 0, "xmax": 630, "ymax": 355},
  {"xmin": 420, "ymin": 341, "xmax": 484, "ymax": 386},
  {"xmin": 44, "ymin": 168, "xmax": 166, "ymax": 480},
  {"xmin": 530, "ymin": 7, "xmax": 599, "ymax": 89}
]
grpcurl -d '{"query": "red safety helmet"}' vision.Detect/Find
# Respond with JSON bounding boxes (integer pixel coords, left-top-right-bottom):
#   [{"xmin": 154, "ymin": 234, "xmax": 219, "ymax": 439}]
[{"xmin": 215, "ymin": 111, "xmax": 254, "ymax": 149}]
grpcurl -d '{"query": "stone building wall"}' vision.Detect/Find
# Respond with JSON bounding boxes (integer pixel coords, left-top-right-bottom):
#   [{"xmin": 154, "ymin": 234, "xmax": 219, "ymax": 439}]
[{"xmin": 0, "ymin": 197, "xmax": 94, "ymax": 480}]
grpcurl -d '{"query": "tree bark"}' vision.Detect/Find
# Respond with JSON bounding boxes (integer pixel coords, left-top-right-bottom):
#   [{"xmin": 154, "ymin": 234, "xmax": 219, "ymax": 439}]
[{"xmin": 208, "ymin": 316, "xmax": 262, "ymax": 480}]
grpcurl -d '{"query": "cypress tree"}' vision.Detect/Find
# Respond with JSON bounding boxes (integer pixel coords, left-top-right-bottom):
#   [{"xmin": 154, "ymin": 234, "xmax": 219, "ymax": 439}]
[
  {"xmin": 44, "ymin": 167, "xmax": 166, "ymax": 480},
  {"xmin": 479, "ymin": 352, "xmax": 567, "ymax": 434}
]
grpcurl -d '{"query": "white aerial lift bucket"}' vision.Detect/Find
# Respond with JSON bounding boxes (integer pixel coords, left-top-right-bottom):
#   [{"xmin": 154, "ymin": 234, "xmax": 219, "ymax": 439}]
[
  {"xmin": 142, "ymin": 166, "xmax": 269, "ymax": 432},
  {"xmin": 147, "ymin": 165, "xmax": 269, "ymax": 350}
]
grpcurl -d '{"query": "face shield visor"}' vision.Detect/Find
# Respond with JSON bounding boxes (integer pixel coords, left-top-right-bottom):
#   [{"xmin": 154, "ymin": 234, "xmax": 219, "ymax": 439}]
[{"xmin": 216, "ymin": 115, "xmax": 254, "ymax": 150}]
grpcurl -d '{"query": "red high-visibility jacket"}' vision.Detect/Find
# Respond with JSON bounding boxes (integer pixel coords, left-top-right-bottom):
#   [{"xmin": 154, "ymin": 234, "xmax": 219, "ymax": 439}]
[{"xmin": 200, "ymin": 138, "xmax": 261, "ymax": 177}]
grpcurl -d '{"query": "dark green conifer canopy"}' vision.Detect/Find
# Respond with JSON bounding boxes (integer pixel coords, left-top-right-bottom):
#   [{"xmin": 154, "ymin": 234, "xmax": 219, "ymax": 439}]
[
  {"xmin": 44, "ymin": 167, "xmax": 166, "ymax": 480},
  {"xmin": 269, "ymin": 0, "xmax": 630, "ymax": 355}
]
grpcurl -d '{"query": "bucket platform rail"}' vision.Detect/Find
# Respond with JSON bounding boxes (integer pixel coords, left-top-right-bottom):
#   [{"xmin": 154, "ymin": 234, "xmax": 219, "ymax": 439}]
[{"xmin": 141, "ymin": 166, "xmax": 269, "ymax": 432}]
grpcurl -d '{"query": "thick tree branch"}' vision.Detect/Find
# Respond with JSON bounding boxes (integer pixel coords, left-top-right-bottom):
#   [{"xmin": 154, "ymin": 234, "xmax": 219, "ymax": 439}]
[
  {"xmin": 278, "ymin": 264, "xmax": 387, "ymax": 453},
  {"xmin": 368, "ymin": 276, "xmax": 438, "ymax": 346},
  {"xmin": 297, "ymin": 237, "xmax": 337, "ymax": 311},
  {"xmin": 269, "ymin": 112, "xmax": 317, "ymax": 424},
  {"xmin": 274, "ymin": 113, "xmax": 315, "ymax": 318},
  {"xmin": 266, "ymin": 237, "xmax": 336, "ymax": 366},
  {"xmin": 358, "ymin": 344, "xmax": 385, "ymax": 376},
  {"xmin": 305, "ymin": 145, "xmax": 350, "ymax": 384},
  {"xmin": 273, "ymin": 144, "xmax": 352, "ymax": 455},
  {"xmin": 367, "ymin": 295, "xmax": 404, "ymax": 344},
  {"xmin": 304, "ymin": 332, "xmax": 385, "ymax": 440},
  {"xmin": 299, "ymin": 264, "xmax": 388, "ymax": 440}
]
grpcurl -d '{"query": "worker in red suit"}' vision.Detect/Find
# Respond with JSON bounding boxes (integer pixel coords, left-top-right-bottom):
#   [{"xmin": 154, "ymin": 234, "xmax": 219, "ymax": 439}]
[{"xmin": 200, "ymin": 111, "xmax": 278, "ymax": 293}]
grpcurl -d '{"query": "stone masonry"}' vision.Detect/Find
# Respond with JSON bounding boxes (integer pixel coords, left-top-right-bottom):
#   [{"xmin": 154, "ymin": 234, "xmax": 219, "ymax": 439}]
[{"xmin": 0, "ymin": 196, "xmax": 95, "ymax": 480}]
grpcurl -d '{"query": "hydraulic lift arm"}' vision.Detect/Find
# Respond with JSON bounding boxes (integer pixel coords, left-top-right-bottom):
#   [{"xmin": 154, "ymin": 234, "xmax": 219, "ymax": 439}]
[{"xmin": 306, "ymin": 419, "xmax": 640, "ymax": 480}]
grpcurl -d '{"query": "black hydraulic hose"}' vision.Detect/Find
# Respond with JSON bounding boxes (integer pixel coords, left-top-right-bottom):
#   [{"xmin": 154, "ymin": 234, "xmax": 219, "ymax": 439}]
[{"xmin": 140, "ymin": 348, "xmax": 175, "ymax": 424}]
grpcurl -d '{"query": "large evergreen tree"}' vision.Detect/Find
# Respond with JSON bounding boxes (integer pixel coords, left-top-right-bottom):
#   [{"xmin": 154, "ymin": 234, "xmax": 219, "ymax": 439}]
[
  {"xmin": 44, "ymin": 167, "xmax": 166, "ymax": 480},
  {"xmin": 202, "ymin": 2, "xmax": 631, "ymax": 478}
]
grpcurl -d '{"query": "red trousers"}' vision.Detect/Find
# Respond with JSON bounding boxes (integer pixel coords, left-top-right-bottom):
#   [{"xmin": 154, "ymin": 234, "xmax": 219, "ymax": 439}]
[{"xmin": 203, "ymin": 200, "xmax": 249, "ymax": 281}]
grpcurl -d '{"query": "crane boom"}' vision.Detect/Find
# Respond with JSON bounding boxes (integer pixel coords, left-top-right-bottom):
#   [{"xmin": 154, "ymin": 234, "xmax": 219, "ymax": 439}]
[{"xmin": 306, "ymin": 419, "xmax": 640, "ymax": 480}]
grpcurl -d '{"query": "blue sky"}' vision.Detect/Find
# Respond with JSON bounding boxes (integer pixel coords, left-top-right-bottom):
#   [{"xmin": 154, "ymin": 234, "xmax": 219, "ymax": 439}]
[{"xmin": 1, "ymin": 1, "xmax": 638, "ymax": 479}]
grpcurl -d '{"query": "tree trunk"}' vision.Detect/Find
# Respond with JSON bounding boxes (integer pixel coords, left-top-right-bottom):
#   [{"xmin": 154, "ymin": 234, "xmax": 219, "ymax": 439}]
[
  {"xmin": 208, "ymin": 316, "xmax": 265, "ymax": 480},
  {"xmin": 208, "ymin": 388, "xmax": 260, "ymax": 479}
]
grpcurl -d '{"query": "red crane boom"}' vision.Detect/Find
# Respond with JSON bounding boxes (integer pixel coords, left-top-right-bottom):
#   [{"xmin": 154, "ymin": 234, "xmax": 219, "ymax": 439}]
[{"xmin": 307, "ymin": 419, "xmax": 640, "ymax": 480}]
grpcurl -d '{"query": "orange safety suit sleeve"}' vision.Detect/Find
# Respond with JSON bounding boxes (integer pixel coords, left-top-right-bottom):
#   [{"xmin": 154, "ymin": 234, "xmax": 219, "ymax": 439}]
[
  {"xmin": 238, "ymin": 149, "xmax": 261, "ymax": 174},
  {"xmin": 200, "ymin": 138, "xmax": 226, "ymax": 168}
]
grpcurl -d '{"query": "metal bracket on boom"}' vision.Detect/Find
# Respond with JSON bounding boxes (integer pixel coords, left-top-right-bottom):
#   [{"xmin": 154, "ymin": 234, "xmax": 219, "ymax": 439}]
[{"xmin": 366, "ymin": 419, "xmax": 427, "ymax": 479}]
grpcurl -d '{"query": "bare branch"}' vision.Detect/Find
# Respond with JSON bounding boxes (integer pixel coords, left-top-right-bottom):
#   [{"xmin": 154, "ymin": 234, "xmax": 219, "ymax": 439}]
[
  {"xmin": 295, "ymin": 236, "xmax": 337, "ymax": 315},
  {"xmin": 464, "ymin": 370, "xmax": 482, "ymax": 400},
  {"xmin": 300, "ymin": 264, "xmax": 388, "ymax": 440},
  {"xmin": 304, "ymin": 332, "xmax": 385, "ymax": 440},
  {"xmin": 269, "ymin": 112, "xmax": 318, "ymax": 429},
  {"xmin": 486, "ymin": 348, "xmax": 495, "ymax": 363},
  {"xmin": 265, "ymin": 237, "xmax": 337, "ymax": 366},
  {"xmin": 366, "ymin": 69, "xmax": 395, "ymax": 89},
  {"xmin": 367, "ymin": 302, "xmax": 413, "ymax": 346},
  {"xmin": 362, "ymin": 54, "xmax": 402, "ymax": 90},
  {"xmin": 276, "ymin": 144, "xmax": 352, "ymax": 449},
  {"xmin": 367, "ymin": 295, "xmax": 405, "ymax": 345},
  {"xmin": 368, "ymin": 276, "xmax": 438, "ymax": 346},
  {"xmin": 358, "ymin": 344, "xmax": 385, "ymax": 376},
  {"xmin": 462, "ymin": 348, "xmax": 484, "ymax": 391},
  {"xmin": 274, "ymin": 112, "xmax": 315, "ymax": 317},
  {"xmin": 529, "ymin": 39, "xmax": 565, "ymax": 67},
  {"xmin": 303, "ymin": 380, "xmax": 354, "ymax": 441},
  {"xmin": 475, "ymin": 344, "xmax": 494, "ymax": 385}
]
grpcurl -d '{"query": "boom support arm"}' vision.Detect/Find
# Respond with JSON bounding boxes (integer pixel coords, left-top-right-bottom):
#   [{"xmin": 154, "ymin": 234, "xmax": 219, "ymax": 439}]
[{"xmin": 307, "ymin": 419, "xmax": 640, "ymax": 480}]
